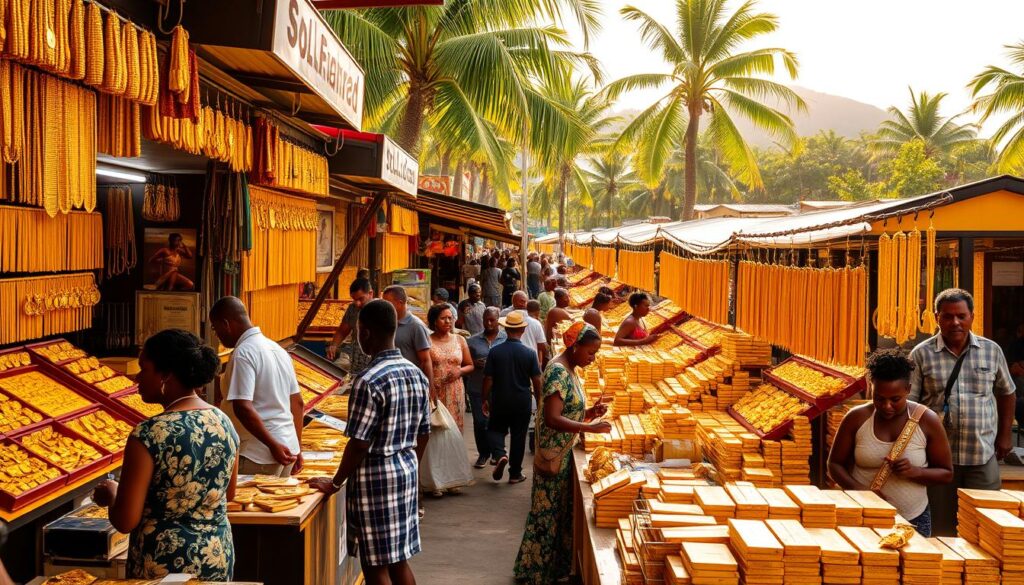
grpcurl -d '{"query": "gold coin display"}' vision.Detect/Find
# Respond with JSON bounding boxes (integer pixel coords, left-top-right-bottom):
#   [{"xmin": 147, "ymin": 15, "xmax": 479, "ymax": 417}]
[
  {"xmin": 0, "ymin": 352, "xmax": 31, "ymax": 372},
  {"xmin": 20, "ymin": 425, "xmax": 103, "ymax": 471},
  {"xmin": 771, "ymin": 361, "xmax": 846, "ymax": 398},
  {"xmin": 0, "ymin": 371, "xmax": 91, "ymax": 417},
  {"xmin": 65, "ymin": 410, "xmax": 132, "ymax": 453},
  {"xmin": 33, "ymin": 341, "xmax": 86, "ymax": 364},
  {"xmin": 0, "ymin": 443, "xmax": 62, "ymax": 495},
  {"xmin": 116, "ymin": 393, "xmax": 163, "ymax": 418},
  {"xmin": 732, "ymin": 383, "xmax": 807, "ymax": 433},
  {"xmin": 293, "ymin": 360, "xmax": 334, "ymax": 394},
  {"xmin": 94, "ymin": 375, "xmax": 134, "ymax": 394},
  {"xmin": 0, "ymin": 393, "xmax": 44, "ymax": 433}
]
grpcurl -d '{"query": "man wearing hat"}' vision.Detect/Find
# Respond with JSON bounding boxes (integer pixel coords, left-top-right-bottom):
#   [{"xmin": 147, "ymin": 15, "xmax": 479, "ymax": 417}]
[
  {"xmin": 431, "ymin": 288, "xmax": 458, "ymax": 321},
  {"xmin": 482, "ymin": 311, "xmax": 543, "ymax": 484}
]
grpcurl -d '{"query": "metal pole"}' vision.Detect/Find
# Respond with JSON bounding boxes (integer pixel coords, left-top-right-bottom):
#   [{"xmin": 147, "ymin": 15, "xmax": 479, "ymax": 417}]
[{"xmin": 520, "ymin": 123, "xmax": 529, "ymax": 292}]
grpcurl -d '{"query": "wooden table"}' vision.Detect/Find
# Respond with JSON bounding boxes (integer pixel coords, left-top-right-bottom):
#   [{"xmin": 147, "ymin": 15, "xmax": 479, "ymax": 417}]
[
  {"xmin": 572, "ymin": 449, "xmax": 623, "ymax": 585},
  {"xmin": 0, "ymin": 462, "xmax": 121, "ymax": 529},
  {"xmin": 228, "ymin": 491, "xmax": 358, "ymax": 585},
  {"xmin": 1001, "ymin": 463, "xmax": 1024, "ymax": 490}
]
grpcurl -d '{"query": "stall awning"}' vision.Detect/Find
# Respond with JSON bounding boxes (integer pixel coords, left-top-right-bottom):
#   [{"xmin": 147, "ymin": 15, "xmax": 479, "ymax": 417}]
[
  {"xmin": 415, "ymin": 190, "xmax": 519, "ymax": 245},
  {"xmin": 313, "ymin": 0, "xmax": 443, "ymax": 6},
  {"xmin": 325, "ymin": 130, "xmax": 419, "ymax": 197},
  {"xmin": 178, "ymin": 0, "xmax": 365, "ymax": 129}
]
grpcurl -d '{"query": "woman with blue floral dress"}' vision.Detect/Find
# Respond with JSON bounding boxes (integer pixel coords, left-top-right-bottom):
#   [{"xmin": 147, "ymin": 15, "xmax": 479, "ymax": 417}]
[
  {"xmin": 514, "ymin": 322, "xmax": 610, "ymax": 584},
  {"xmin": 94, "ymin": 330, "xmax": 238, "ymax": 581}
]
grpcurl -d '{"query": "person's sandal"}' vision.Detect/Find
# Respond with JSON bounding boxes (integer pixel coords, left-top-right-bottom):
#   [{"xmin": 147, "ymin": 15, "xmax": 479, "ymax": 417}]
[{"xmin": 508, "ymin": 474, "xmax": 527, "ymax": 485}]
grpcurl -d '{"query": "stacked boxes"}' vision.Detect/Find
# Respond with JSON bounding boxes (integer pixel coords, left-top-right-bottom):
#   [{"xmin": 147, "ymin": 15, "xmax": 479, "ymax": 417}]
[
  {"xmin": 938, "ymin": 536, "xmax": 1001, "ymax": 585},
  {"xmin": 682, "ymin": 542, "xmax": 740, "ymax": 585},
  {"xmin": 958, "ymin": 488, "xmax": 1021, "ymax": 543},
  {"xmin": 808, "ymin": 527, "xmax": 861, "ymax": 585},
  {"xmin": 694, "ymin": 486, "xmax": 736, "ymax": 523},
  {"xmin": 767, "ymin": 519, "xmax": 822, "ymax": 585},
  {"xmin": 880, "ymin": 530, "xmax": 943, "ymax": 585},
  {"xmin": 726, "ymin": 483, "xmax": 770, "ymax": 520},
  {"xmin": 785, "ymin": 485, "xmax": 838, "ymax": 529},
  {"xmin": 838, "ymin": 525, "xmax": 900, "ymax": 585},
  {"xmin": 759, "ymin": 488, "xmax": 802, "ymax": 521},
  {"xmin": 927, "ymin": 538, "xmax": 965, "ymax": 585},
  {"xmin": 976, "ymin": 507, "xmax": 1024, "ymax": 585},
  {"xmin": 729, "ymin": 519, "xmax": 785, "ymax": 585},
  {"xmin": 845, "ymin": 491, "xmax": 897, "ymax": 529},
  {"xmin": 822, "ymin": 490, "xmax": 864, "ymax": 526}
]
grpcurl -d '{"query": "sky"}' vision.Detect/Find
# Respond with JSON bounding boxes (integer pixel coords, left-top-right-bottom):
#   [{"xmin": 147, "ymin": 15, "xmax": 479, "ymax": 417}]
[{"xmin": 570, "ymin": 0, "xmax": 1024, "ymax": 135}]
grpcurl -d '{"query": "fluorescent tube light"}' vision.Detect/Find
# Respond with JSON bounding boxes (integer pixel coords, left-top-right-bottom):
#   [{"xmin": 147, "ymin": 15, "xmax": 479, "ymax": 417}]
[{"xmin": 96, "ymin": 167, "xmax": 146, "ymax": 182}]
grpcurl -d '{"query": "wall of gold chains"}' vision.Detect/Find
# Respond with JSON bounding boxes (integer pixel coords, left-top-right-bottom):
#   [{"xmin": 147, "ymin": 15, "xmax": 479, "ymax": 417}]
[
  {"xmin": 874, "ymin": 221, "xmax": 923, "ymax": 343},
  {"xmin": 659, "ymin": 251, "xmax": 730, "ymax": 325},
  {"xmin": 0, "ymin": 272, "xmax": 99, "ymax": 345},
  {"xmin": 244, "ymin": 284, "xmax": 297, "ymax": 343},
  {"xmin": 388, "ymin": 203, "xmax": 418, "ymax": 236},
  {"xmin": 0, "ymin": 63, "xmax": 97, "ymax": 216},
  {"xmin": 919, "ymin": 219, "xmax": 938, "ymax": 334},
  {"xmin": 104, "ymin": 186, "xmax": 136, "ymax": 277},
  {"xmin": 574, "ymin": 243, "xmax": 593, "ymax": 270},
  {"xmin": 383, "ymin": 233, "xmax": 411, "ymax": 273},
  {"xmin": 143, "ymin": 100, "xmax": 253, "ymax": 172},
  {"xmin": 97, "ymin": 94, "xmax": 141, "ymax": 158},
  {"xmin": 1, "ymin": 0, "xmax": 158, "ymax": 104},
  {"xmin": 0, "ymin": 206, "xmax": 101, "ymax": 272},
  {"xmin": 251, "ymin": 117, "xmax": 329, "ymax": 197},
  {"xmin": 141, "ymin": 178, "xmax": 180, "ymax": 222},
  {"xmin": 242, "ymin": 187, "xmax": 317, "ymax": 292},
  {"xmin": 593, "ymin": 246, "xmax": 616, "ymax": 277},
  {"xmin": 617, "ymin": 247, "xmax": 655, "ymax": 292},
  {"xmin": 973, "ymin": 251, "xmax": 985, "ymax": 335},
  {"xmin": 737, "ymin": 259, "xmax": 868, "ymax": 366}
]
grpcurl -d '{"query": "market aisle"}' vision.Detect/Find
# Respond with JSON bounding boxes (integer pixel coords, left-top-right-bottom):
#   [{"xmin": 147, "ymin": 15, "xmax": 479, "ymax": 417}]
[{"xmin": 412, "ymin": 418, "xmax": 535, "ymax": 584}]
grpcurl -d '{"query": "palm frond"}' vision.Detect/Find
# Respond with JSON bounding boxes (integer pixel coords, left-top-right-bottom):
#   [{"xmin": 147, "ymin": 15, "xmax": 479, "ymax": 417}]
[
  {"xmin": 600, "ymin": 73, "xmax": 677, "ymax": 102},
  {"xmin": 634, "ymin": 94, "xmax": 687, "ymax": 187},
  {"xmin": 706, "ymin": 100, "xmax": 762, "ymax": 188},
  {"xmin": 620, "ymin": 5, "xmax": 687, "ymax": 65}
]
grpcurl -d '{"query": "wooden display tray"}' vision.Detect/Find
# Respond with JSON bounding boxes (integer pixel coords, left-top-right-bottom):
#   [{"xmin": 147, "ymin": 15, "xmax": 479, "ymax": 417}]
[
  {"xmin": 25, "ymin": 339, "xmax": 89, "ymax": 366},
  {"xmin": 0, "ymin": 345, "xmax": 36, "ymax": 377},
  {"xmin": 0, "ymin": 436, "xmax": 69, "ymax": 511},
  {"xmin": 297, "ymin": 299, "xmax": 351, "ymax": 335},
  {"xmin": 9, "ymin": 420, "xmax": 114, "ymax": 484},
  {"xmin": 674, "ymin": 316, "xmax": 726, "ymax": 351},
  {"xmin": 670, "ymin": 323, "xmax": 719, "ymax": 358},
  {"xmin": 726, "ymin": 401, "xmax": 808, "ymax": 441},
  {"xmin": 0, "ymin": 364, "xmax": 97, "ymax": 422},
  {"xmin": 58, "ymin": 406, "xmax": 136, "ymax": 463},
  {"xmin": 762, "ymin": 356, "xmax": 865, "ymax": 413},
  {"xmin": 0, "ymin": 386, "xmax": 53, "ymax": 438}
]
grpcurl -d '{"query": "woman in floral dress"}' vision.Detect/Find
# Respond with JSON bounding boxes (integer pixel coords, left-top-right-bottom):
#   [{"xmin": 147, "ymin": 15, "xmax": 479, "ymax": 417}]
[
  {"xmin": 427, "ymin": 304, "xmax": 474, "ymax": 429},
  {"xmin": 515, "ymin": 322, "xmax": 610, "ymax": 584},
  {"xmin": 94, "ymin": 329, "xmax": 238, "ymax": 581}
]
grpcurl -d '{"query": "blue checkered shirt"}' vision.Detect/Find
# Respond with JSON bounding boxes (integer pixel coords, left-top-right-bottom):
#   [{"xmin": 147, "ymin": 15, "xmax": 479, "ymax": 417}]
[
  {"xmin": 909, "ymin": 332, "xmax": 1016, "ymax": 466},
  {"xmin": 346, "ymin": 348, "xmax": 431, "ymax": 455}
]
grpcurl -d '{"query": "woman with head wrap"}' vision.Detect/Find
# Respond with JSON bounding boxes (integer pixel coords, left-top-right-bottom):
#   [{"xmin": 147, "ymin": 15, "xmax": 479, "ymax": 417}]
[{"xmin": 514, "ymin": 322, "xmax": 611, "ymax": 584}]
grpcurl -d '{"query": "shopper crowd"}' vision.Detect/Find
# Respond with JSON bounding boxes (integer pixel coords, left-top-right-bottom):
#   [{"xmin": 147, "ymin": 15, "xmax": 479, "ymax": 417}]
[{"xmin": 90, "ymin": 241, "xmax": 1019, "ymax": 584}]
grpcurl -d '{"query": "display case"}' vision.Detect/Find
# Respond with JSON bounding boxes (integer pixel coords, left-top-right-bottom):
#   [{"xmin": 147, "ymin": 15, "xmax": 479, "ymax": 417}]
[
  {"xmin": 297, "ymin": 299, "xmax": 351, "ymax": 335},
  {"xmin": 385, "ymin": 268, "xmax": 431, "ymax": 321}
]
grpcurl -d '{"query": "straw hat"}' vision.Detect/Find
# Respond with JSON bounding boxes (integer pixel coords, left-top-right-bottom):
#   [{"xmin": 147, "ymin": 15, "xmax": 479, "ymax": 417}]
[{"xmin": 498, "ymin": 311, "xmax": 528, "ymax": 329}]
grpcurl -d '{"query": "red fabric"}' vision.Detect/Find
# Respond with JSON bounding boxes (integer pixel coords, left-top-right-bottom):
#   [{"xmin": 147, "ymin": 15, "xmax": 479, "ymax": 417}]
[
  {"xmin": 158, "ymin": 51, "xmax": 199, "ymax": 121},
  {"xmin": 631, "ymin": 320, "xmax": 649, "ymax": 340}
]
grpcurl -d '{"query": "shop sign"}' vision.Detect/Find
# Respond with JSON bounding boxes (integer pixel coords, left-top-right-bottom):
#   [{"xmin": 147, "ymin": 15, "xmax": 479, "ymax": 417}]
[
  {"xmin": 135, "ymin": 292, "xmax": 201, "ymax": 346},
  {"xmin": 418, "ymin": 175, "xmax": 452, "ymax": 196},
  {"xmin": 380, "ymin": 136, "xmax": 419, "ymax": 196},
  {"xmin": 273, "ymin": 0, "xmax": 365, "ymax": 129},
  {"xmin": 992, "ymin": 262, "xmax": 1024, "ymax": 286}
]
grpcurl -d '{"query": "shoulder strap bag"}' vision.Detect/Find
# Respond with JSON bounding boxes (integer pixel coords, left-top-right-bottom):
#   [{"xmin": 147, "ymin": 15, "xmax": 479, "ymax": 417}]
[
  {"xmin": 941, "ymin": 348, "xmax": 971, "ymax": 435},
  {"xmin": 534, "ymin": 368, "xmax": 583, "ymax": 478},
  {"xmin": 870, "ymin": 403, "xmax": 927, "ymax": 491}
]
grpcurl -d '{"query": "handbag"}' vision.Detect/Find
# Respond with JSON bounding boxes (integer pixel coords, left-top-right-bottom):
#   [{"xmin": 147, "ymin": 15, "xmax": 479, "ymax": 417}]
[
  {"xmin": 941, "ymin": 348, "xmax": 971, "ymax": 435},
  {"xmin": 430, "ymin": 401, "xmax": 450, "ymax": 430},
  {"xmin": 870, "ymin": 403, "xmax": 927, "ymax": 490},
  {"xmin": 533, "ymin": 425, "xmax": 577, "ymax": 478}
]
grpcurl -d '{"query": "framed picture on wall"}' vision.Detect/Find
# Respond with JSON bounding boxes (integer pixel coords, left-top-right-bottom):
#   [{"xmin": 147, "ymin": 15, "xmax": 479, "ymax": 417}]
[
  {"xmin": 143, "ymin": 228, "xmax": 197, "ymax": 291},
  {"xmin": 316, "ymin": 207, "xmax": 335, "ymax": 271},
  {"xmin": 135, "ymin": 291, "xmax": 201, "ymax": 346}
]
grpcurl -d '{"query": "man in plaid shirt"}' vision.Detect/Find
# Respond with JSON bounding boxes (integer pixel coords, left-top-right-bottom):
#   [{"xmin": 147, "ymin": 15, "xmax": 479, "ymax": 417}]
[
  {"xmin": 910, "ymin": 288, "xmax": 1016, "ymax": 535},
  {"xmin": 311, "ymin": 299, "xmax": 431, "ymax": 585}
]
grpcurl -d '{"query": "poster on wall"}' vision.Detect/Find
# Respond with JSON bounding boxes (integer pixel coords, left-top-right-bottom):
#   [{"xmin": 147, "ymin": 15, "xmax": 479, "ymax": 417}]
[
  {"xmin": 992, "ymin": 261, "xmax": 1024, "ymax": 286},
  {"xmin": 135, "ymin": 292, "xmax": 201, "ymax": 346},
  {"xmin": 143, "ymin": 228, "xmax": 197, "ymax": 291},
  {"xmin": 317, "ymin": 208, "xmax": 335, "ymax": 271}
]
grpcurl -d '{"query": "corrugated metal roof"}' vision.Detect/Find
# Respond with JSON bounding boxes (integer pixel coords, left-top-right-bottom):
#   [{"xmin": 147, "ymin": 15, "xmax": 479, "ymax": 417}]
[{"xmin": 415, "ymin": 190, "xmax": 518, "ymax": 244}]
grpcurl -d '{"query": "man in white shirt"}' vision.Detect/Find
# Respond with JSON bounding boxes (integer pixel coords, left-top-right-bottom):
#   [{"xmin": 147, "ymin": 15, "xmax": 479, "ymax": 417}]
[
  {"xmin": 211, "ymin": 296, "xmax": 303, "ymax": 478},
  {"xmin": 499, "ymin": 290, "xmax": 547, "ymax": 366}
]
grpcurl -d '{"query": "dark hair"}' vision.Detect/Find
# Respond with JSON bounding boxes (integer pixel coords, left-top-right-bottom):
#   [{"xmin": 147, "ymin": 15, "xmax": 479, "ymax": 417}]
[
  {"xmin": 527, "ymin": 300, "xmax": 541, "ymax": 312},
  {"xmin": 169, "ymin": 232, "xmax": 182, "ymax": 242},
  {"xmin": 142, "ymin": 329, "xmax": 219, "ymax": 388},
  {"xmin": 349, "ymin": 278, "xmax": 372, "ymax": 295},
  {"xmin": 467, "ymin": 283, "xmax": 481, "ymax": 294},
  {"xmin": 577, "ymin": 327, "xmax": 602, "ymax": 347},
  {"xmin": 382, "ymin": 284, "xmax": 407, "ymax": 303},
  {"xmin": 554, "ymin": 288, "xmax": 569, "ymax": 301},
  {"xmin": 593, "ymin": 292, "xmax": 611, "ymax": 307},
  {"xmin": 356, "ymin": 269, "xmax": 370, "ymax": 280},
  {"xmin": 506, "ymin": 258, "xmax": 516, "ymax": 267},
  {"xmin": 628, "ymin": 292, "xmax": 650, "ymax": 308},
  {"xmin": 359, "ymin": 299, "xmax": 397, "ymax": 336},
  {"xmin": 866, "ymin": 348, "xmax": 915, "ymax": 384},
  {"xmin": 935, "ymin": 288, "xmax": 974, "ymax": 313},
  {"xmin": 427, "ymin": 303, "xmax": 454, "ymax": 329},
  {"xmin": 598, "ymin": 286, "xmax": 615, "ymax": 296}
]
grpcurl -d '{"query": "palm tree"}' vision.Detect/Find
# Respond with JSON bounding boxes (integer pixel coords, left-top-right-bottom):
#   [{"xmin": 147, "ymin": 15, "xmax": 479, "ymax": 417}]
[
  {"xmin": 970, "ymin": 42, "xmax": 1024, "ymax": 173},
  {"xmin": 582, "ymin": 148, "xmax": 641, "ymax": 228},
  {"xmin": 323, "ymin": 3, "xmax": 601, "ymax": 182},
  {"xmin": 603, "ymin": 0, "xmax": 803, "ymax": 220},
  {"xmin": 873, "ymin": 88, "xmax": 978, "ymax": 159},
  {"xmin": 531, "ymin": 75, "xmax": 614, "ymax": 241}
]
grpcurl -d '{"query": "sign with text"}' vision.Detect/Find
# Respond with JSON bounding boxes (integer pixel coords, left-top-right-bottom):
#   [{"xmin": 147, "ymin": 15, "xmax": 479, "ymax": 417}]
[
  {"xmin": 418, "ymin": 175, "xmax": 452, "ymax": 196},
  {"xmin": 380, "ymin": 135, "xmax": 419, "ymax": 196},
  {"xmin": 272, "ymin": 0, "xmax": 365, "ymax": 129},
  {"xmin": 135, "ymin": 292, "xmax": 201, "ymax": 346}
]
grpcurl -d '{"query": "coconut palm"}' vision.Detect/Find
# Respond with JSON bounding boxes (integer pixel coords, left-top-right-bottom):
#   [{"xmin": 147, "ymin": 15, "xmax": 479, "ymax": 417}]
[
  {"xmin": 581, "ymin": 148, "xmax": 641, "ymax": 228},
  {"xmin": 873, "ymin": 88, "xmax": 979, "ymax": 159},
  {"xmin": 323, "ymin": 2, "xmax": 601, "ymax": 187},
  {"xmin": 603, "ymin": 0, "xmax": 803, "ymax": 220},
  {"xmin": 970, "ymin": 42, "xmax": 1024, "ymax": 173}
]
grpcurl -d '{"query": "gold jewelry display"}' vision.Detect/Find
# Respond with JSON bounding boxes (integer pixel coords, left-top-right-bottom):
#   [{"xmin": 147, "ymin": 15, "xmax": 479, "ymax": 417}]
[
  {"xmin": 242, "ymin": 187, "xmax": 317, "ymax": 293},
  {"xmin": 244, "ymin": 284, "xmax": 300, "ymax": 343},
  {"xmin": 252, "ymin": 117, "xmax": 328, "ymax": 197},
  {"xmin": 0, "ymin": 206, "xmax": 102, "ymax": 272},
  {"xmin": 97, "ymin": 93, "xmax": 141, "ymax": 158},
  {"xmin": 65, "ymin": 410, "xmax": 132, "ymax": 453},
  {"xmin": 0, "ymin": 273, "xmax": 98, "ymax": 344},
  {"xmin": 117, "ymin": 392, "xmax": 163, "ymax": 418},
  {"xmin": 143, "ymin": 101, "xmax": 252, "ymax": 172},
  {"xmin": 142, "ymin": 178, "xmax": 180, "ymax": 222},
  {"xmin": 105, "ymin": 185, "xmax": 137, "ymax": 277},
  {"xmin": 0, "ymin": 443, "xmax": 63, "ymax": 495},
  {"xmin": 0, "ymin": 371, "xmax": 91, "ymax": 417}
]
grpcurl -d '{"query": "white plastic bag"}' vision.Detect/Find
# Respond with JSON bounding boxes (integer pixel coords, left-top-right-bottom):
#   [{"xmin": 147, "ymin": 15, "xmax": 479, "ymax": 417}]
[{"xmin": 419, "ymin": 401, "xmax": 474, "ymax": 492}]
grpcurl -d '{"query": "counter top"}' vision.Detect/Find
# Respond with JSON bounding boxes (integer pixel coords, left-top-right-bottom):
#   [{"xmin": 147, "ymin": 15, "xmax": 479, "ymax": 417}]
[
  {"xmin": 227, "ymin": 491, "xmax": 327, "ymax": 529},
  {"xmin": 573, "ymin": 449, "xmax": 623, "ymax": 585}
]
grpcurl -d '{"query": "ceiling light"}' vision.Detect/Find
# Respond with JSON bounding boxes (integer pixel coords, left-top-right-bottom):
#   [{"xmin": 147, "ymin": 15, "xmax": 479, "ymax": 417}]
[{"xmin": 96, "ymin": 167, "xmax": 146, "ymax": 182}]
